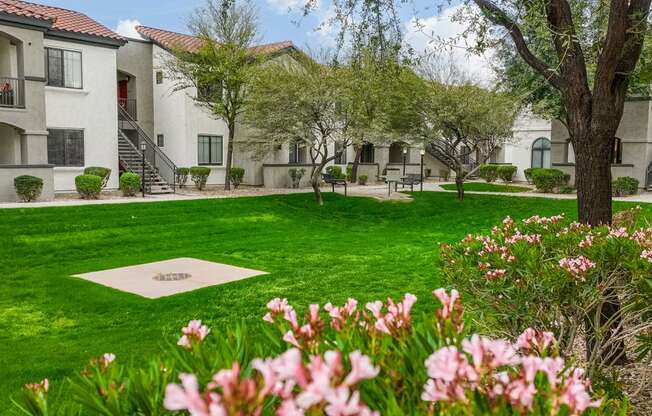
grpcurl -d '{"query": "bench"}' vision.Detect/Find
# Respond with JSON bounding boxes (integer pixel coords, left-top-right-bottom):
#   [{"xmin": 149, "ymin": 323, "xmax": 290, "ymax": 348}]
[
  {"xmin": 322, "ymin": 173, "xmax": 347, "ymax": 196},
  {"xmin": 398, "ymin": 174, "xmax": 423, "ymax": 191}
]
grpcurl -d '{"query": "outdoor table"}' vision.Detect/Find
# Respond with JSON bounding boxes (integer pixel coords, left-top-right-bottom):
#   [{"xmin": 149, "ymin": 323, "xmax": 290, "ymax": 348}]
[{"xmin": 379, "ymin": 175, "xmax": 408, "ymax": 197}]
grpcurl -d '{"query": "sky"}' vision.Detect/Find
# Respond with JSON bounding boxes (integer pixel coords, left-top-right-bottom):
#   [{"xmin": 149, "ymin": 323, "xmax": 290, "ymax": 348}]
[{"xmin": 38, "ymin": 0, "xmax": 495, "ymax": 82}]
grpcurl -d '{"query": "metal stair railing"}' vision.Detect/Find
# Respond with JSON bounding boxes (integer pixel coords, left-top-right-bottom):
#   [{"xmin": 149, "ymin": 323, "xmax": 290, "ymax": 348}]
[
  {"xmin": 118, "ymin": 131, "xmax": 162, "ymax": 193},
  {"xmin": 118, "ymin": 105, "xmax": 176, "ymax": 193}
]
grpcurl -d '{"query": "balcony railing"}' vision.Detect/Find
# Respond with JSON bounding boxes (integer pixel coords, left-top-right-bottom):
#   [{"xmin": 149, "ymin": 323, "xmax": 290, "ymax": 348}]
[
  {"xmin": 0, "ymin": 77, "xmax": 25, "ymax": 108},
  {"xmin": 118, "ymin": 98, "xmax": 137, "ymax": 120}
]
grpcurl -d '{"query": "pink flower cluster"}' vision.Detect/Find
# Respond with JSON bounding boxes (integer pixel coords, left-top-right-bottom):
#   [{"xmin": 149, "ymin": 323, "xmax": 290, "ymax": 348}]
[
  {"xmin": 325, "ymin": 298, "xmax": 359, "ymax": 331},
  {"xmin": 422, "ymin": 331, "xmax": 600, "ymax": 414},
  {"xmin": 579, "ymin": 233, "xmax": 594, "ymax": 248},
  {"xmin": 630, "ymin": 227, "xmax": 652, "ymax": 248},
  {"xmin": 365, "ymin": 293, "xmax": 417, "ymax": 337},
  {"xmin": 485, "ymin": 269, "xmax": 507, "ymax": 280},
  {"xmin": 516, "ymin": 328, "xmax": 555, "ymax": 353},
  {"xmin": 641, "ymin": 250, "xmax": 652, "ymax": 263},
  {"xmin": 558, "ymin": 256, "xmax": 596, "ymax": 282},
  {"xmin": 164, "ymin": 348, "xmax": 380, "ymax": 416},
  {"xmin": 608, "ymin": 227, "xmax": 629, "ymax": 239},
  {"xmin": 24, "ymin": 378, "xmax": 49, "ymax": 395},
  {"xmin": 264, "ymin": 298, "xmax": 327, "ymax": 350},
  {"xmin": 178, "ymin": 320, "xmax": 210, "ymax": 349},
  {"xmin": 505, "ymin": 231, "xmax": 541, "ymax": 246},
  {"xmin": 433, "ymin": 289, "xmax": 464, "ymax": 334},
  {"xmin": 523, "ymin": 214, "xmax": 565, "ymax": 227}
]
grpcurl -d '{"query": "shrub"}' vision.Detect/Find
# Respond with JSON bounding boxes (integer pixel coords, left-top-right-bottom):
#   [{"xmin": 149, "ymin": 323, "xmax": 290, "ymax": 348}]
[
  {"xmin": 524, "ymin": 167, "xmax": 544, "ymax": 184},
  {"xmin": 326, "ymin": 165, "xmax": 345, "ymax": 179},
  {"xmin": 83, "ymin": 167, "xmax": 111, "ymax": 189},
  {"xmin": 119, "ymin": 172, "xmax": 140, "ymax": 197},
  {"xmin": 358, "ymin": 174, "xmax": 368, "ymax": 185},
  {"xmin": 440, "ymin": 210, "xmax": 652, "ymax": 380},
  {"xmin": 14, "ymin": 175, "xmax": 43, "ymax": 202},
  {"xmin": 229, "ymin": 167, "xmax": 245, "ymax": 189},
  {"xmin": 612, "ymin": 176, "xmax": 639, "ymax": 196},
  {"xmin": 530, "ymin": 168, "xmax": 569, "ymax": 193},
  {"xmin": 497, "ymin": 165, "xmax": 517, "ymax": 182},
  {"xmin": 189, "ymin": 166, "xmax": 211, "ymax": 190},
  {"xmin": 288, "ymin": 168, "xmax": 305, "ymax": 188},
  {"xmin": 176, "ymin": 167, "xmax": 189, "ymax": 188},
  {"xmin": 439, "ymin": 169, "xmax": 450, "ymax": 181},
  {"xmin": 16, "ymin": 288, "xmax": 617, "ymax": 415},
  {"xmin": 346, "ymin": 165, "xmax": 353, "ymax": 182},
  {"xmin": 75, "ymin": 174, "xmax": 102, "ymax": 199},
  {"xmin": 479, "ymin": 164, "xmax": 499, "ymax": 182}
]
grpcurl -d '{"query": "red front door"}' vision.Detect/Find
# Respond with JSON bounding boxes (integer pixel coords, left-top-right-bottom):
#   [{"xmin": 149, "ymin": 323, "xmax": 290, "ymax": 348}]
[{"xmin": 118, "ymin": 80, "xmax": 128, "ymax": 103}]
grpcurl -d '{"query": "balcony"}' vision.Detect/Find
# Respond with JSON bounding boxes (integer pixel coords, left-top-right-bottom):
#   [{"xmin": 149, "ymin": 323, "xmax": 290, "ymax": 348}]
[
  {"xmin": 118, "ymin": 97, "xmax": 137, "ymax": 120},
  {"xmin": 0, "ymin": 76, "xmax": 24, "ymax": 108}
]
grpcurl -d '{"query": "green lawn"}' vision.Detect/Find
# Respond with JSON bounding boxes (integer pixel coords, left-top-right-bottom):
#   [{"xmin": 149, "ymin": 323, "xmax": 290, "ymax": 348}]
[
  {"xmin": 441, "ymin": 182, "xmax": 533, "ymax": 193},
  {"xmin": 0, "ymin": 192, "xmax": 645, "ymax": 403}
]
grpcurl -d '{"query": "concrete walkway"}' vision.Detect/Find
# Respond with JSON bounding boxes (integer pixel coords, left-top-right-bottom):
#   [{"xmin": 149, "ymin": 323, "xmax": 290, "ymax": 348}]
[{"xmin": 2, "ymin": 181, "xmax": 652, "ymax": 209}]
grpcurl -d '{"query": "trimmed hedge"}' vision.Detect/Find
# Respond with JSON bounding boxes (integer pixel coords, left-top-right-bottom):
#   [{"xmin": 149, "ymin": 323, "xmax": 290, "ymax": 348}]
[
  {"xmin": 613, "ymin": 176, "xmax": 639, "ymax": 197},
  {"xmin": 75, "ymin": 174, "xmax": 102, "ymax": 199},
  {"xmin": 176, "ymin": 167, "xmax": 190, "ymax": 188},
  {"xmin": 358, "ymin": 174, "xmax": 368, "ymax": 185},
  {"xmin": 524, "ymin": 168, "xmax": 542, "ymax": 184},
  {"xmin": 479, "ymin": 164, "xmax": 499, "ymax": 182},
  {"xmin": 326, "ymin": 165, "xmax": 345, "ymax": 179},
  {"xmin": 530, "ymin": 168, "xmax": 569, "ymax": 193},
  {"xmin": 229, "ymin": 167, "xmax": 245, "ymax": 189},
  {"xmin": 14, "ymin": 175, "xmax": 43, "ymax": 202},
  {"xmin": 84, "ymin": 167, "xmax": 111, "ymax": 188},
  {"xmin": 497, "ymin": 165, "xmax": 517, "ymax": 182},
  {"xmin": 288, "ymin": 168, "xmax": 305, "ymax": 188},
  {"xmin": 190, "ymin": 166, "xmax": 211, "ymax": 190},
  {"xmin": 120, "ymin": 172, "xmax": 141, "ymax": 197}
]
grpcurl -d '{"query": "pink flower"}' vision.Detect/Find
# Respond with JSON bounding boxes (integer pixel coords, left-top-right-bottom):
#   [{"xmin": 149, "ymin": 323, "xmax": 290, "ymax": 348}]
[
  {"xmin": 641, "ymin": 250, "xmax": 652, "ymax": 263},
  {"xmin": 365, "ymin": 301, "xmax": 383, "ymax": 318},
  {"xmin": 560, "ymin": 369, "xmax": 602, "ymax": 414},
  {"xmin": 507, "ymin": 379, "xmax": 536, "ymax": 410},
  {"xmin": 433, "ymin": 288, "xmax": 459, "ymax": 319},
  {"xmin": 516, "ymin": 328, "xmax": 556, "ymax": 353},
  {"xmin": 24, "ymin": 378, "xmax": 49, "ymax": 395},
  {"xmin": 608, "ymin": 227, "xmax": 628, "ymax": 238},
  {"xmin": 164, "ymin": 373, "xmax": 215, "ymax": 416},
  {"xmin": 309, "ymin": 304, "xmax": 320, "ymax": 322},
  {"xmin": 178, "ymin": 320, "xmax": 210, "ymax": 349},
  {"xmin": 559, "ymin": 256, "xmax": 596, "ymax": 281},
  {"xmin": 100, "ymin": 353, "xmax": 116, "ymax": 368},
  {"xmin": 283, "ymin": 330, "xmax": 301, "ymax": 348},
  {"xmin": 344, "ymin": 351, "xmax": 379, "ymax": 386},
  {"xmin": 485, "ymin": 269, "xmax": 507, "ymax": 280},
  {"xmin": 579, "ymin": 233, "xmax": 594, "ymax": 248}
]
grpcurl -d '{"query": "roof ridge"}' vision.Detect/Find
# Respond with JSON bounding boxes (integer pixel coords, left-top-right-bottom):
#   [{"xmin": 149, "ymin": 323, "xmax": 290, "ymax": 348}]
[
  {"xmin": 136, "ymin": 25, "xmax": 294, "ymax": 49},
  {"xmin": 6, "ymin": 0, "xmax": 80, "ymax": 17}
]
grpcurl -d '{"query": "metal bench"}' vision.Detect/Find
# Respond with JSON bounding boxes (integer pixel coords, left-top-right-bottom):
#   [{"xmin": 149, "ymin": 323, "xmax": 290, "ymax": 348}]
[
  {"xmin": 398, "ymin": 174, "xmax": 423, "ymax": 191},
  {"xmin": 322, "ymin": 173, "xmax": 347, "ymax": 196}
]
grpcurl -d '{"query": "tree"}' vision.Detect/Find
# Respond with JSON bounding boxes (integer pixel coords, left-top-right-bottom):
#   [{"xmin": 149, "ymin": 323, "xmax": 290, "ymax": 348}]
[
  {"xmin": 245, "ymin": 56, "xmax": 354, "ymax": 205},
  {"xmin": 164, "ymin": 0, "xmax": 260, "ymax": 191},
  {"xmin": 391, "ymin": 73, "xmax": 518, "ymax": 200}
]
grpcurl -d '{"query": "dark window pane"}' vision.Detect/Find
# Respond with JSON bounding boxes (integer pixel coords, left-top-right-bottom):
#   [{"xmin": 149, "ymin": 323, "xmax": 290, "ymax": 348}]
[
  {"xmin": 157, "ymin": 134, "xmax": 164, "ymax": 147},
  {"xmin": 361, "ymin": 143, "xmax": 374, "ymax": 163},
  {"xmin": 47, "ymin": 129, "xmax": 64, "ymax": 165},
  {"xmin": 156, "ymin": 71, "xmax": 163, "ymax": 85},
  {"xmin": 47, "ymin": 129, "xmax": 84, "ymax": 166},
  {"xmin": 65, "ymin": 130, "xmax": 84, "ymax": 166},
  {"xmin": 198, "ymin": 135, "xmax": 223, "ymax": 165},
  {"xmin": 46, "ymin": 48, "xmax": 63, "ymax": 87}
]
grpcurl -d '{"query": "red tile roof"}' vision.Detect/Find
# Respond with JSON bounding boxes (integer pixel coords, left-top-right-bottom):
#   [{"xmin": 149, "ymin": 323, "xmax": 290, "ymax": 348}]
[
  {"xmin": 136, "ymin": 25, "xmax": 294, "ymax": 55},
  {"xmin": 0, "ymin": 0, "xmax": 125, "ymax": 43}
]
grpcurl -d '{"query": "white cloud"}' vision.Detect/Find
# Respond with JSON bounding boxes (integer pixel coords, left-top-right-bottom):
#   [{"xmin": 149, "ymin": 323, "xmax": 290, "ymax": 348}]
[
  {"xmin": 267, "ymin": 0, "xmax": 304, "ymax": 14},
  {"xmin": 115, "ymin": 19, "xmax": 143, "ymax": 39},
  {"xmin": 405, "ymin": 6, "xmax": 496, "ymax": 85}
]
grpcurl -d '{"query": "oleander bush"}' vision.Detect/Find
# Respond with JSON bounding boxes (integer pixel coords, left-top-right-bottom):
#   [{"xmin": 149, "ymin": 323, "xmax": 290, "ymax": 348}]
[
  {"xmin": 176, "ymin": 167, "xmax": 189, "ymax": 188},
  {"xmin": 479, "ymin": 164, "xmax": 500, "ymax": 183},
  {"xmin": 326, "ymin": 165, "xmax": 346, "ymax": 179},
  {"xmin": 439, "ymin": 209, "xmax": 652, "ymax": 380},
  {"xmin": 497, "ymin": 165, "xmax": 518, "ymax": 182},
  {"xmin": 358, "ymin": 174, "xmax": 368, "ymax": 185},
  {"xmin": 229, "ymin": 167, "xmax": 245, "ymax": 189},
  {"xmin": 189, "ymin": 166, "xmax": 211, "ymax": 190},
  {"xmin": 14, "ymin": 288, "xmax": 621, "ymax": 415},
  {"xmin": 74, "ymin": 174, "xmax": 102, "ymax": 199},
  {"xmin": 13, "ymin": 175, "xmax": 43, "ymax": 202},
  {"xmin": 83, "ymin": 167, "xmax": 111, "ymax": 189},
  {"xmin": 119, "ymin": 172, "xmax": 140, "ymax": 197},
  {"xmin": 530, "ymin": 168, "xmax": 569, "ymax": 193},
  {"xmin": 612, "ymin": 176, "xmax": 639, "ymax": 197},
  {"xmin": 289, "ymin": 168, "xmax": 305, "ymax": 188}
]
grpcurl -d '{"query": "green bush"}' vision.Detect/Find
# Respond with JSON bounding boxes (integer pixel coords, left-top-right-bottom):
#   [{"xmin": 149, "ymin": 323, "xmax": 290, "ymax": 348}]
[
  {"xmin": 229, "ymin": 167, "xmax": 245, "ymax": 189},
  {"xmin": 288, "ymin": 168, "xmax": 305, "ymax": 188},
  {"xmin": 119, "ymin": 172, "xmax": 141, "ymax": 197},
  {"xmin": 84, "ymin": 167, "xmax": 111, "ymax": 188},
  {"xmin": 326, "ymin": 165, "xmax": 345, "ymax": 179},
  {"xmin": 497, "ymin": 165, "xmax": 517, "ymax": 182},
  {"xmin": 176, "ymin": 167, "xmax": 189, "ymax": 188},
  {"xmin": 75, "ymin": 174, "xmax": 102, "ymax": 199},
  {"xmin": 613, "ymin": 176, "xmax": 639, "ymax": 196},
  {"xmin": 524, "ymin": 168, "xmax": 542, "ymax": 184},
  {"xmin": 358, "ymin": 174, "xmax": 368, "ymax": 185},
  {"xmin": 14, "ymin": 175, "xmax": 43, "ymax": 202},
  {"xmin": 530, "ymin": 168, "xmax": 569, "ymax": 193},
  {"xmin": 478, "ymin": 164, "xmax": 499, "ymax": 182},
  {"xmin": 189, "ymin": 166, "xmax": 211, "ymax": 190},
  {"xmin": 439, "ymin": 169, "xmax": 450, "ymax": 181},
  {"xmin": 346, "ymin": 165, "xmax": 353, "ymax": 182}
]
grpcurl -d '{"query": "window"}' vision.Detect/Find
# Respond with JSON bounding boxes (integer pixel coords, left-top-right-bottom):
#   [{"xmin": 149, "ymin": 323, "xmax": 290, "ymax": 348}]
[
  {"xmin": 611, "ymin": 137, "xmax": 623, "ymax": 164},
  {"xmin": 360, "ymin": 143, "xmax": 374, "ymax": 163},
  {"xmin": 45, "ymin": 48, "xmax": 82, "ymax": 89},
  {"xmin": 389, "ymin": 142, "xmax": 406, "ymax": 164},
  {"xmin": 334, "ymin": 142, "xmax": 347, "ymax": 165},
  {"xmin": 156, "ymin": 71, "xmax": 164, "ymax": 85},
  {"xmin": 47, "ymin": 129, "xmax": 84, "ymax": 166},
  {"xmin": 198, "ymin": 135, "xmax": 223, "ymax": 165},
  {"xmin": 531, "ymin": 137, "xmax": 551, "ymax": 168},
  {"xmin": 157, "ymin": 134, "xmax": 164, "ymax": 147},
  {"xmin": 289, "ymin": 142, "xmax": 306, "ymax": 164}
]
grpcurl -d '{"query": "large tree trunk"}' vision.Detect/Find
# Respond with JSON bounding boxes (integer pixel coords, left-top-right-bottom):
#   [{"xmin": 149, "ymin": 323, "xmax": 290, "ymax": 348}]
[
  {"xmin": 311, "ymin": 163, "xmax": 326, "ymax": 206},
  {"xmin": 455, "ymin": 170, "xmax": 464, "ymax": 201},
  {"xmin": 350, "ymin": 145, "xmax": 362, "ymax": 183},
  {"xmin": 224, "ymin": 123, "xmax": 235, "ymax": 191},
  {"xmin": 574, "ymin": 139, "xmax": 612, "ymax": 225}
]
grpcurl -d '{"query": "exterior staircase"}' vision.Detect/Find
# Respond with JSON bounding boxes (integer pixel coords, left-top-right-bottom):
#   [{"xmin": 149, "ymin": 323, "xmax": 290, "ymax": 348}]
[
  {"xmin": 118, "ymin": 132, "xmax": 174, "ymax": 194},
  {"xmin": 117, "ymin": 105, "xmax": 176, "ymax": 195},
  {"xmin": 425, "ymin": 142, "xmax": 479, "ymax": 177}
]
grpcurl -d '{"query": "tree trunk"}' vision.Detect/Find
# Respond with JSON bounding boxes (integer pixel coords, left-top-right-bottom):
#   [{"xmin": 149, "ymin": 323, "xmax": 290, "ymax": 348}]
[
  {"xmin": 224, "ymin": 123, "xmax": 235, "ymax": 191},
  {"xmin": 455, "ymin": 171, "xmax": 464, "ymax": 201},
  {"xmin": 351, "ymin": 145, "xmax": 362, "ymax": 183},
  {"xmin": 311, "ymin": 167, "xmax": 324, "ymax": 205},
  {"xmin": 573, "ymin": 138, "xmax": 612, "ymax": 226}
]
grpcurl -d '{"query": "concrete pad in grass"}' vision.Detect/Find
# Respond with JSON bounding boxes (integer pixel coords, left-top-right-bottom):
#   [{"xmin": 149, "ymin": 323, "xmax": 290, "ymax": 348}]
[{"xmin": 74, "ymin": 257, "xmax": 267, "ymax": 299}]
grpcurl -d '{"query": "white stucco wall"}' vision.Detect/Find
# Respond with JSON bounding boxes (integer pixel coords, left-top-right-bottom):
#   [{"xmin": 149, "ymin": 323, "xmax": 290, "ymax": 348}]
[
  {"xmin": 44, "ymin": 39, "xmax": 119, "ymax": 191},
  {"xmin": 506, "ymin": 114, "xmax": 552, "ymax": 181},
  {"xmin": 152, "ymin": 45, "xmax": 229, "ymax": 185}
]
